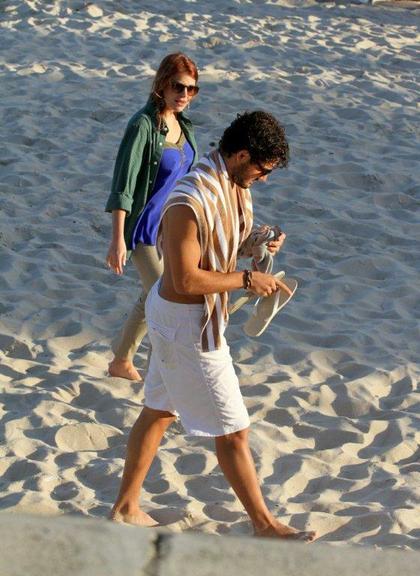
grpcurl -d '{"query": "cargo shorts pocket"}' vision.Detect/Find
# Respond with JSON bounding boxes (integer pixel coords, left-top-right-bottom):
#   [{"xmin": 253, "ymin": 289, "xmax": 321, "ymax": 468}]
[{"xmin": 148, "ymin": 319, "xmax": 177, "ymax": 369}]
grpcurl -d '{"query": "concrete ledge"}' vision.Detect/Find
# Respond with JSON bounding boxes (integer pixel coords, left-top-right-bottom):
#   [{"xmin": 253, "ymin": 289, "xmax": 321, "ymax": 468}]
[
  {"xmin": 0, "ymin": 513, "xmax": 157, "ymax": 576},
  {"xmin": 372, "ymin": 1, "xmax": 420, "ymax": 8},
  {"xmin": 158, "ymin": 531, "xmax": 420, "ymax": 576},
  {"xmin": 0, "ymin": 513, "xmax": 419, "ymax": 576}
]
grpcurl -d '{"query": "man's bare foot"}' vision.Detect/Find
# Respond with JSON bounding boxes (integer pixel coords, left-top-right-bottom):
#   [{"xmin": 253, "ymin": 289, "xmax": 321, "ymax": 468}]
[
  {"xmin": 109, "ymin": 508, "xmax": 158, "ymax": 527},
  {"xmin": 255, "ymin": 521, "xmax": 316, "ymax": 542},
  {"xmin": 108, "ymin": 358, "xmax": 142, "ymax": 381}
]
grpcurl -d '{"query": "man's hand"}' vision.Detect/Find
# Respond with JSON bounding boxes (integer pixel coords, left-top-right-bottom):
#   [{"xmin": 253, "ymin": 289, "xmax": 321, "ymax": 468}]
[
  {"xmin": 249, "ymin": 271, "xmax": 293, "ymax": 298},
  {"xmin": 106, "ymin": 238, "xmax": 127, "ymax": 275},
  {"xmin": 267, "ymin": 231, "xmax": 286, "ymax": 255}
]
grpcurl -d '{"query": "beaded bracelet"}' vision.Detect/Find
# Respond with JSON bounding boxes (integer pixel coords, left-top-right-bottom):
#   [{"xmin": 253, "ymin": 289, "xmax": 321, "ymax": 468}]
[{"xmin": 242, "ymin": 269, "xmax": 253, "ymax": 290}]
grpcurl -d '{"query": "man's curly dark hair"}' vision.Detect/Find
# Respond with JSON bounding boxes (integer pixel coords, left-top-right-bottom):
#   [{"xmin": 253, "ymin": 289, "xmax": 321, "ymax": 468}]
[{"xmin": 219, "ymin": 111, "xmax": 289, "ymax": 168}]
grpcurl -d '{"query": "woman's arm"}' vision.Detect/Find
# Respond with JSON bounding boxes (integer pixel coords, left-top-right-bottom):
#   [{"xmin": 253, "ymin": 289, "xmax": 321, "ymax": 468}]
[
  {"xmin": 105, "ymin": 116, "xmax": 149, "ymax": 274},
  {"xmin": 106, "ymin": 209, "xmax": 127, "ymax": 275},
  {"xmin": 105, "ymin": 119, "xmax": 149, "ymax": 214}
]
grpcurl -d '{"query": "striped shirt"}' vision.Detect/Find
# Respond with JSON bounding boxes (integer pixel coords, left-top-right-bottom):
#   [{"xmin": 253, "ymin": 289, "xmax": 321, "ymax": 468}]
[{"xmin": 161, "ymin": 150, "xmax": 253, "ymax": 351}]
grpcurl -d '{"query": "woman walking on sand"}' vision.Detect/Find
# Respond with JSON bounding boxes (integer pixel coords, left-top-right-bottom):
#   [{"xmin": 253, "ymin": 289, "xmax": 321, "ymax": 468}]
[{"xmin": 105, "ymin": 53, "xmax": 199, "ymax": 381}]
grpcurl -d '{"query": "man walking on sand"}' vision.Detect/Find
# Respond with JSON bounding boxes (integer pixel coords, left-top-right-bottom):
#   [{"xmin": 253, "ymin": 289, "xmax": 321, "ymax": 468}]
[{"xmin": 110, "ymin": 111, "xmax": 316, "ymax": 541}]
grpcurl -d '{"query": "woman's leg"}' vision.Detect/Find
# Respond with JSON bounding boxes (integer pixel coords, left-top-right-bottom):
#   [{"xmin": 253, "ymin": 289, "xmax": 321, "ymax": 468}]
[
  {"xmin": 109, "ymin": 243, "xmax": 163, "ymax": 380},
  {"xmin": 111, "ymin": 406, "xmax": 175, "ymax": 525}
]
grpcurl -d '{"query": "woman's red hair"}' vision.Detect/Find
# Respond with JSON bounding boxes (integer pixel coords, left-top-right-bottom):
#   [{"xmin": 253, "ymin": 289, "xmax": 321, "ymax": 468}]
[{"xmin": 151, "ymin": 53, "xmax": 199, "ymax": 112}]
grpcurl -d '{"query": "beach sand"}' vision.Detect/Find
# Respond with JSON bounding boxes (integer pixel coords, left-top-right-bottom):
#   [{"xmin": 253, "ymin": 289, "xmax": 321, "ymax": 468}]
[{"xmin": 0, "ymin": 0, "xmax": 419, "ymax": 549}]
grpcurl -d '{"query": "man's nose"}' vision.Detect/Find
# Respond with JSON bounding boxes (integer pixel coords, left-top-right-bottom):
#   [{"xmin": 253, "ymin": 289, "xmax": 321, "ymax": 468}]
[{"xmin": 258, "ymin": 174, "xmax": 269, "ymax": 182}]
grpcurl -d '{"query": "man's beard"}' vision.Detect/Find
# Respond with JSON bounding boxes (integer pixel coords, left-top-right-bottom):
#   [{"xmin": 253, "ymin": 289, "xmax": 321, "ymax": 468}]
[{"xmin": 230, "ymin": 165, "xmax": 250, "ymax": 189}]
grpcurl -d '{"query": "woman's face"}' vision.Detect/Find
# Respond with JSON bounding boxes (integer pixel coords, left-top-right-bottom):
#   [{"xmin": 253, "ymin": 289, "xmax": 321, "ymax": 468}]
[{"xmin": 162, "ymin": 73, "xmax": 198, "ymax": 113}]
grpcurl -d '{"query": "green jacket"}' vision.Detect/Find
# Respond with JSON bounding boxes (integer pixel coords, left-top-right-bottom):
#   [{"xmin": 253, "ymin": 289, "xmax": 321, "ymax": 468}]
[{"xmin": 105, "ymin": 99, "xmax": 198, "ymax": 256}]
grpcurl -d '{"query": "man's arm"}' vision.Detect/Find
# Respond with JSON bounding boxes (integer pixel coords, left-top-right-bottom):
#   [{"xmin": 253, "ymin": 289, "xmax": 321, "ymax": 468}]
[{"xmin": 164, "ymin": 205, "xmax": 289, "ymax": 298}]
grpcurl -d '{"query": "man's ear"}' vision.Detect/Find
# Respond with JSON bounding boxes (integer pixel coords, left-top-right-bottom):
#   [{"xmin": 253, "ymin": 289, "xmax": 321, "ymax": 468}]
[{"xmin": 236, "ymin": 150, "xmax": 251, "ymax": 163}]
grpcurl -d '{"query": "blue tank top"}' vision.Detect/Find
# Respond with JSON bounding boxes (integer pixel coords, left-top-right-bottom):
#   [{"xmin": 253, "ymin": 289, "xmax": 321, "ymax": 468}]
[{"xmin": 132, "ymin": 132, "xmax": 194, "ymax": 247}]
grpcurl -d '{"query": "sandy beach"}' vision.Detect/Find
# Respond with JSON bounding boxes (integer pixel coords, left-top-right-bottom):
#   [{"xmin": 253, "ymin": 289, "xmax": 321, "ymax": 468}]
[{"xmin": 0, "ymin": 0, "xmax": 419, "ymax": 549}]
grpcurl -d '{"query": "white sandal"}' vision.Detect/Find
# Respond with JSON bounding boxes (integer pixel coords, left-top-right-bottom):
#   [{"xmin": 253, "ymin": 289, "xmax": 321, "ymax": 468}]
[
  {"xmin": 244, "ymin": 277, "xmax": 298, "ymax": 337},
  {"xmin": 229, "ymin": 270, "xmax": 286, "ymax": 315}
]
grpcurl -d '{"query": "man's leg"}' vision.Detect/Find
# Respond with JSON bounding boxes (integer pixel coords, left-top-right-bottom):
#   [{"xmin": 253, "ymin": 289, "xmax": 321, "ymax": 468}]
[
  {"xmin": 215, "ymin": 428, "xmax": 315, "ymax": 541},
  {"xmin": 111, "ymin": 406, "xmax": 175, "ymax": 525}
]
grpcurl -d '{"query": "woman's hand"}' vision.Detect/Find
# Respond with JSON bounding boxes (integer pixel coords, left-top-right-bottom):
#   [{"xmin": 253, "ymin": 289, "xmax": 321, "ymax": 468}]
[
  {"xmin": 106, "ymin": 238, "xmax": 127, "ymax": 275},
  {"xmin": 267, "ymin": 231, "xmax": 286, "ymax": 255},
  {"xmin": 249, "ymin": 271, "xmax": 292, "ymax": 298}
]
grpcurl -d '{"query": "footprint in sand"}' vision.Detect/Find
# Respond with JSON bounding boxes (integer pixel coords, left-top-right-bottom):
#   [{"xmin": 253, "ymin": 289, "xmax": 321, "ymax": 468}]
[{"xmin": 55, "ymin": 422, "xmax": 123, "ymax": 452}]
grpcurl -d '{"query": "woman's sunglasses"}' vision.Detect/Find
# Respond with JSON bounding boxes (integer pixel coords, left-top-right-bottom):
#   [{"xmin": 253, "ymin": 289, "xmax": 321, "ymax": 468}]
[{"xmin": 170, "ymin": 81, "xmax": 199, "ymax": 96}]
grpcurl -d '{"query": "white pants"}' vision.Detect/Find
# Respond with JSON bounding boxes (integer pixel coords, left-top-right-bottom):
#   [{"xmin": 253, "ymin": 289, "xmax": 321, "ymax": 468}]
[{"xmin": 144, "ymin": 282, "xmax": 250, "ymax": 437}]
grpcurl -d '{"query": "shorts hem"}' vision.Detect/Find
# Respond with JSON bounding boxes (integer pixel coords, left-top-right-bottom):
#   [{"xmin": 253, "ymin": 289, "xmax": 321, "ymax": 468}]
[
  {"xmin": 184, "ymin": 419, "xmax": 250, "ymax": 438},
  {"xmin": 144, "ymin": 402, "xmax": 177, "ymax": 416}
]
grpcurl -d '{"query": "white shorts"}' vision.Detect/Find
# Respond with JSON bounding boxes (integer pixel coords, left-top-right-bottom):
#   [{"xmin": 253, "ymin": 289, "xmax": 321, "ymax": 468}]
[{"xmin": 144, "ymin": 282, "xmax": 250, "ymax": 437}]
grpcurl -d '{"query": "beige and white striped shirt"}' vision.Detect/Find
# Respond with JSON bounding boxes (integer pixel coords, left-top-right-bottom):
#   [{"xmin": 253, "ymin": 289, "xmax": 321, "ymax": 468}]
[{"xmin": 161, "ymin": 150, "xmax": 253, "ymax": 351}]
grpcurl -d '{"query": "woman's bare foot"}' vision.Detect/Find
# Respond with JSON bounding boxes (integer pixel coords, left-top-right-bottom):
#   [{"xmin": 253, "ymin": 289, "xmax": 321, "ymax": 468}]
[
  {"xmin": 108, "ymin": 358, "xmax": 142, "ymax": 381},
  {"xmin": 255, "ymin": 521, "xmax": 316, "ymax": 542},
  {"xmin": 109, "ymin": 507, "xmax": 158, "ymax": 527}
]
